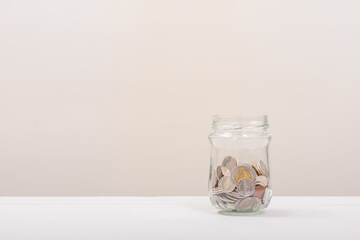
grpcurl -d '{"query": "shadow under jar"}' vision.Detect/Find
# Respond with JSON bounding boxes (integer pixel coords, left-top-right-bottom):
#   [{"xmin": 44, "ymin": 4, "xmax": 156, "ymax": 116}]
[{"xmin": 208, "ymin": 115, "xmax": 272, "ymax": 215}]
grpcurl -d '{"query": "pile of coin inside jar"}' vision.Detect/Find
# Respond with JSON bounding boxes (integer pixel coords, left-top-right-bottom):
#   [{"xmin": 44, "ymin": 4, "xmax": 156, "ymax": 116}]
[{"xmin": 210, "ymin": 156, "xmax": 271, "ymax": 212}]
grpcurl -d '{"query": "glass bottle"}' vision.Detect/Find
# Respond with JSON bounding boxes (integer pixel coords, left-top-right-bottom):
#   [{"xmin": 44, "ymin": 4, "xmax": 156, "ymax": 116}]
[{"xmin": 208, "ymin": 115, "xmax": 272, "ymax": 215}]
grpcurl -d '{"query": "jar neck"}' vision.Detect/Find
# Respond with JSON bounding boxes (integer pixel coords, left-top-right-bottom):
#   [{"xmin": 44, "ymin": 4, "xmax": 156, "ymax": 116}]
[{"xmin": 211, "ymin": 115, "xmax": 269, "ymax": 136}]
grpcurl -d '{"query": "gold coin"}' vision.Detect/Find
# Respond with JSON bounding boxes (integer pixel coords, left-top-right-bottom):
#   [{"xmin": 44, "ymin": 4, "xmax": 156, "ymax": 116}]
[{"xmin": 233, "ymin": 168, "xmax": 251, "ymax": 182}]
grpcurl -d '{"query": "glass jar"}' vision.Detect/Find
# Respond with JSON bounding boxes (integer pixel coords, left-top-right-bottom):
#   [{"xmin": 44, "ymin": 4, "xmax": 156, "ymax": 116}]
[{"xmin": 208, "ymin": 115, "xmax": 272, "ymax": 215}]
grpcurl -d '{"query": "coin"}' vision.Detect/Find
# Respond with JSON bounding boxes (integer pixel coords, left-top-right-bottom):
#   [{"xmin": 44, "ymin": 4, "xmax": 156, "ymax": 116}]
[
  {"xmin": 211, "ymin": 188, "xmax": 222, "ymax": 195},
  {"xmin": 221, "ymin": 156, "xmax": 237, "ymax": 171},
  {"xmin": 251, "ymin": 161, "xmax": 261, "ymax": 175},
  {"xmin": 226, "ymin": 191, "xmax": 244, "ymax": 199},
  {"xmin": 257, "ymin": 160, "xmax": 269, "ymax": 177},
  {"xmin": 211, "ymin": 176, "xmax": 218, "ymax": 188},
  {"xmin": 221, "ymin": 166, "xmax": 231, "ymax": 176},
  {"xmin": 251, "ymin": 197, "xmax": 261, "ymax": 211},
  {"xmin": 223, "ymin": 192, "xmax": 242, "ymax": 202},
  {"xmin": 219, "ymin": 198, "xmax": 236, "ymax": 210},
  {"xmin": 216, "ymin": 166, "xmax": 223, "ymax": 180},
  {"xmin": 254, "ymin": 185, "xmax": 265, "ymax": 199},
  {"xmin": 218, "ymin": 176, "xmax": 236, "ymax": 193},
  {"xmin": 255, "ymin": 175, "xmax": 268, "ymax": 187},
  {"xmin": 217, "ymin": 194, "xmax": 237, "ymax": 207},
  {"xmin": 235, "ymin": 197, "xmax": 261, "ymax": 211},
  {"xmin": 234, "ymin": 167, "xmax": 251, "ymax": 181},
  {"xmin": 262, "ymin": 188, "xmax": 272, "ymax": 207},
  {"xmin": 237, "ymin": 178, "xmax": 255, "ymax": 197},
  {"xmin": 219, "ymin": 193, "xmax": 237, "ymax": 203},
  {"xmin": 212, "ymin": 194, "xmax": 226, "ymax": 208},
  {"xmin": 225, "ymin": 202, "xmax": 237, "ymax": 210},
  {"xmin": 231, "ymin": 163, "xmax": 257, "ymax": 183},
  {"xmin": 235, "ymin": 197, "xmax": 254, "ymax": 210}
]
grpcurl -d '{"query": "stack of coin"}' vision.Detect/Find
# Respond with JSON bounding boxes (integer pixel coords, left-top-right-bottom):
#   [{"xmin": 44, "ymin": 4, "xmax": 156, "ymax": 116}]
[{"xmin": 210, "ymin": 156, "xmax": 270, "ymax": 212}]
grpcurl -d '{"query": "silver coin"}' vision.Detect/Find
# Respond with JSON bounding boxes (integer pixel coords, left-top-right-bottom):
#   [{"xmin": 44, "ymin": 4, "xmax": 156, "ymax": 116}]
[
  {"xmin": 237, "ymin": 178, "xmax": 255, "ymax": 197},
  {"xmin": 211, "ymin": 194, "xmax": 226, "ymax": 208},
  {"xmin": 225, "ymin": 201, "xmax": 237, "ymax": 210},
  {"xmin": 221, "ymin": 166, "xmax": 231, "ymax": 176},
  {"xmin": 223, "ymin": 193, "xmax": 240, "ymax": 202},
  {"xmin": 211, "ymin": 177, "xmax": 218, "ymax": 188},
  {"xmin": 262, "ymin": 187, "xmax": 272, "ymax": 207},
  {"xmin": 211, "ymin": 188, "xmax": 222, "ymax": 195},
  {"xmin": 217, "ymin": 194, "xmax": 235, "ymax": 204},
  {"xmin": 257, "ymin": 160, "xmax": 269, "ymax": 177},
  {"xmin": 255, "ymin": 175, "xmax": 268, "ymax": 187},
  {"xmin": 251, "ymin": 197, "xmax": 262, "ymax": 211},
  {"xmin": 226, "ymin": 191, "xmax": 244, "ymax": 199},
  {"xmin": 235, "ymin": 197, "xmax": 254, "ymax": 210},
  {"xmin": 217, "ymin": 198, "xmax": 236, "ymax": 210},
  {"xmin": 219, "ymin": 194, "xmax": 237, "ymax": 203},
  {"xmin": 216, "ymin": 166, "xmax": 223, "ymax": 180},
  {"xmin": 218, "ymin": 176, "xmax": 236, "ymax": 193},
  {"xmin": 219, "ymin": 194, "xmax": 237, "ymax": 207},
  {"xmin": 221, "ymin": 156, "xmax": 237, "ymax": 171}
]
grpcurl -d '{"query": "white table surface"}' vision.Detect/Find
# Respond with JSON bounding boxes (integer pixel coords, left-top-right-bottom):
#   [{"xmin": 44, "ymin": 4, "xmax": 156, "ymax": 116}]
[{"xmin": 0, "ymin": 197, "xmax": 359, "ymax": 240}]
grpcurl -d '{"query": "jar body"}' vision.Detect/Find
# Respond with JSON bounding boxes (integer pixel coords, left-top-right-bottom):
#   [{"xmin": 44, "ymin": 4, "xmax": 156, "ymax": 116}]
[{"xmin": 208, "ymin": 115, "xmax": 271, "ymax": 215}]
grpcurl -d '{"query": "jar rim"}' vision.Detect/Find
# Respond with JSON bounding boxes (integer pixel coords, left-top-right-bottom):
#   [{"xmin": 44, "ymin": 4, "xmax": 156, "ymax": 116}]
[
  {"xmin": 213, "ymin": 114, "xmax": 267, "ymax": 119},
  {"xmin": 212, "ymin": 114, "xmax": 268, "ymax": 130}
]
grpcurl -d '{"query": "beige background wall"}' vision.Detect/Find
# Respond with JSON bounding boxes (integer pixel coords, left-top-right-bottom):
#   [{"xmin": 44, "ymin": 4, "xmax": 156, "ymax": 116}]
[{"xmin": 0, "ymin": 0, "xmax": 359, "ymax": 196}]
